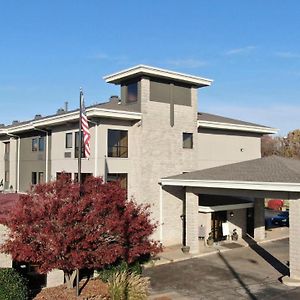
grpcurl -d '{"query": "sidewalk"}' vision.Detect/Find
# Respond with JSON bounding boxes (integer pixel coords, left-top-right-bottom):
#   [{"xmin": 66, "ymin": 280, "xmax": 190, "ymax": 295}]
[{"xmin": 146, "ymin": 227, "xmax": 289, "ymax": 268}]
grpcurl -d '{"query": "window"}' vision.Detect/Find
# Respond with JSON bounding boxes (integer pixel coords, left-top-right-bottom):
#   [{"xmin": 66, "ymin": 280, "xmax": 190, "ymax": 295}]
[
  {"xmin": 32, "ymin": 172, "xmax": 37, "ymax": 185},
  {"xmin": 56, "ymin": 172, "xmax": 72, "ymax": 181},
  {"xmin": 126, "ymin": 82, "xmax": 138, "ymax": 103},
  {"xmin": 4, "ymin": 142, "xmax": 10, "ymax": 154},
  {"xmin": 38, "ymin": 172, "xmax": 44, "ymax": 184},
  {"xmin": 183, "ymin": 133, "xmax": 193, "ymax": 149},
  {"xmin": 38, "ymin": 137, "xmax": 45, "ymax": 151},
  {"xmin": 74, "ymin": 173, "xmax": 92, "ymax": 184},
  {"xmin": 65, "ymin": 133, "xmax": 73, "ymax": 148},
  {"xmin": 75, "ymin": 131, "xmax": 85, "ymax": 158},
  {"xmin": 32, "ymin": 138, "xmax": 38, "ymax": 152},
  {"xmin": 107, "ymin": 173, "xmax": 128, "ymax": 191},
  {"xmin": 108, "ymin": 129, "xmax": 128, "ymax": 158}
]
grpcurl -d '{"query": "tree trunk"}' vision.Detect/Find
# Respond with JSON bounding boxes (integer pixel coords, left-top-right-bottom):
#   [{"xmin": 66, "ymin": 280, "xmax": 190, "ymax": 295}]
[{"xmin": 64, "ymin": 270, "xmax": 77, "ymax": 289}]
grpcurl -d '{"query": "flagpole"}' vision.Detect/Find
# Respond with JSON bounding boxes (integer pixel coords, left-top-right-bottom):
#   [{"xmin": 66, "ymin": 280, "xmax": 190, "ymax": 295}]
[{"xmin": 76, "ymin": 88, "xmax": 83, "ymax": 297}]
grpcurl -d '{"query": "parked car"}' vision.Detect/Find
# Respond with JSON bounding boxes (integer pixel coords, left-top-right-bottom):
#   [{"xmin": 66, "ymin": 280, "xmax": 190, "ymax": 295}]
[{"xmin": 271, "ymin": 211, "xmax": 289, "ymax": 226}]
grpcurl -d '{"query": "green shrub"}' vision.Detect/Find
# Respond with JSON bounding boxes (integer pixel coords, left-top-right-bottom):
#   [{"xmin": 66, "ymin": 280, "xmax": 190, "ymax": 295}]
[
  {"xmin": 0, "ymin": 268, "xmax": 28, "ymax": 300},
  {"xmin": 107, "ymin": 270, "xmax": 149, "ymax": 300},
  {"xmin": 97, "ymin": 261, "xmax": 142, "ymax": 283}
]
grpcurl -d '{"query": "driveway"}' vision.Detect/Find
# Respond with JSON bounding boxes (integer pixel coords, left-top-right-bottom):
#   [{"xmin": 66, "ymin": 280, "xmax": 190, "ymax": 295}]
[{"xmin": 144, "ymin": 238, "xmax": 300, "ymax": 299}]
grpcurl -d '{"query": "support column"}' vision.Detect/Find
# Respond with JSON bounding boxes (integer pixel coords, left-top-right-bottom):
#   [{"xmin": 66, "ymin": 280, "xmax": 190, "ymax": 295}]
[
  {"xmin": 283, "ymin": 199, "xmax": 300, "ymax": 286},
  {"xmin": 185, "ymin": 189, "xmax": 199, "ymax": 254},
  {"xmin": 254, "ymin": 198, "xmax": 265, "ymax": 241}
]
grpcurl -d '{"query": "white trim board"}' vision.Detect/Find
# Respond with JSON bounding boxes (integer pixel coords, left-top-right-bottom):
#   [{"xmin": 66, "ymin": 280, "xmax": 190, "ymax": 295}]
[
  {"xmin": 197, "ymin": 120, "xmax": 277, "ymax": 134},
  {"xmin": 161, "ymin": 179, "xmax": 300, "ymax": 193},
  {"xmin": 199, "ymin": 202, "xmax": 254, "ymax": 213},
  {"xmin": 104, "ymin": 65, "xmax": 213, "ymax": 87}
]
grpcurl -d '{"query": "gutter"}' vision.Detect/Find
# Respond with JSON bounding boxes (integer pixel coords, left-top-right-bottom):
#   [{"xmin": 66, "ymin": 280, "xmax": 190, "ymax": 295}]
[{"xmin": 197, "ymin": 120, "xmax": 278, "ymax": 134}]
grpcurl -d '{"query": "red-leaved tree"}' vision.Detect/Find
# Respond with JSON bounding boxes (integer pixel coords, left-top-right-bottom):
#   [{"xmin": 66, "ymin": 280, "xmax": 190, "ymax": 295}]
[{"xmin": 1, "ymin": 175, "xmax": 161, "ymax": 288}]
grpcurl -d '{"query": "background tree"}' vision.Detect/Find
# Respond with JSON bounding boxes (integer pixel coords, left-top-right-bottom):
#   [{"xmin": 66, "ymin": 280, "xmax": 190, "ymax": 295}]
[
  {"xmin": 261, "ymin": 129, "xmax": 300, "ymax": 159},
  {"xmin": 1, "ymin": 175, "xmax": 161, "ymax": 288}
]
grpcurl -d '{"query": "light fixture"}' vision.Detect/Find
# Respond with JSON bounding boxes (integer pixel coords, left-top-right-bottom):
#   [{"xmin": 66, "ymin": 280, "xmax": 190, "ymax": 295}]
[{"xmin": 230, "ymin": 211, "xmax": 234, "ymax": 217}]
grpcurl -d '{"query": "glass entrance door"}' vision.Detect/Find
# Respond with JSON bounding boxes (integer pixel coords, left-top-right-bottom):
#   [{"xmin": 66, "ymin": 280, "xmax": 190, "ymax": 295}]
[{"xmin": 211, "ymin": 211, "xmax": 227, "ymax": 242}]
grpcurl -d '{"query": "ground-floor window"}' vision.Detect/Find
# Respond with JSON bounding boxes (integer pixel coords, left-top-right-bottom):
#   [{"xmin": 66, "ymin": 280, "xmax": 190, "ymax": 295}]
[
  {"xmin": 56, "ymin": 172, "xmax": 72, "ymax": 181},
  {"xmin": 107, "ymin": 173, "xmax": 128, "ymax": 191}
]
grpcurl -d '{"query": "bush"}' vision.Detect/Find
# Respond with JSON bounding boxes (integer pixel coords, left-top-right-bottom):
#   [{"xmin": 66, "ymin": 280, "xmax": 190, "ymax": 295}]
[
  {"xmin": 97, "ymin": 261, "xmax": 142, "ymax": 283},
  {"xmin": 107, "ymin": 270, "xmax": 149, "ymax": 300},
  {"xmin": 0, "ymin": 268, "xmax": 28, "ymax": 300}
]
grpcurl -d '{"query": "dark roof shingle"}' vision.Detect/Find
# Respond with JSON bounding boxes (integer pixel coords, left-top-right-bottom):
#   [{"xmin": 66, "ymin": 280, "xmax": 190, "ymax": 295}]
[
  {"xmin": 198, "ymin": 112, "xmax": 270, "ymax": 128},
  {"xmin": 164, "ymin": 156, "xmax": 300, "ymax": 184}
]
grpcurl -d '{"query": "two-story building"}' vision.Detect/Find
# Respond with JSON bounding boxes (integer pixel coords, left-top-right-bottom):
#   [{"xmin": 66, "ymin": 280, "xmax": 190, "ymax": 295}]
[{"xmin": 3, "ymin": 65, "xmax": 293, "ymax": 287}]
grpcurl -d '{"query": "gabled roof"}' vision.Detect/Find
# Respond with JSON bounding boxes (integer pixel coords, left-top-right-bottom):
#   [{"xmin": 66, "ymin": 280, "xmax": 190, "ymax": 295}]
[
  {"xmin": 164, "ymin": 156, "xmax": 300, "ymax": 183},
  {"xmin": 104, "ymin": 65, "xmax": 213, "ymax": 87},
  {"xmin": 161, "ymin": 156, "xmax": 300, "ymax": 192},
  {"xmin": 198, "ymin": 112, "xmax": 277, "ymax": 134}
]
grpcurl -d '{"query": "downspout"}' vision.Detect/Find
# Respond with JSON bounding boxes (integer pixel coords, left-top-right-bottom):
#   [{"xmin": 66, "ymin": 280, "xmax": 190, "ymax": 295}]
[
  {"xmin": 33, "ymin": 128, "xmax": 49, "ymax": 182},
  {"xmin": 159, "ymin": 184, "xmax": 163, "ymax": 243},
  {"xmin": 88, "ymin": 120, "xmax": 98, "ymax": 176},
  {"xmin": 6, "ymin": 133, "xmax": 20, "ymax": 192}
]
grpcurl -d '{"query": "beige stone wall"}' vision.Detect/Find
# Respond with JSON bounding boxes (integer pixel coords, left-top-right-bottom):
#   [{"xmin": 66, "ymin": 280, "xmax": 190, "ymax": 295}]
[
  {"xmin": 0, "ymin": 224, "xmax": 12, "ymax": 268},
  {"xmin": 0, "ymin": 140, "xmax": 5, "ymax": 191},
  {"xmin": 198, "ymin": 212, "xmax": 211, "ymax": 240}
]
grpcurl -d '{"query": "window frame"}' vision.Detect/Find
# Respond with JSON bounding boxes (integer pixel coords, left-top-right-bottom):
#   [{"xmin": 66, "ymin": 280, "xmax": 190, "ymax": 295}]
[
  {"xmin": 74, "ymin": 131, "xmax": 86, "ymax": 158},
  {"xmin": 65, "ymin": 132, "xmax": 73, "ymax": 149},
  {"xmin": 182, "ymin": 132, "xmax": 193, "ymax": 149},
  {"xmin": 107, "ymin": 129, "xmax": 128, "ymax": 158},
  {"xmin": 32, "ymin": 138, "xmax": 38, "ymax": 152},
  {"xmin": 126, "ymin": 81, "xmax": 138, "ymax": 103},
  {"xmin": 38, "ymin": 137, "xmax": 45, "ymax": 152},
  {"xmin": 31, "ymin": 172, "xmax": 37, "ymax": 185},
  {"xmin": 107, "ymin": 173, "xmax": 128, "ymax": 191}
]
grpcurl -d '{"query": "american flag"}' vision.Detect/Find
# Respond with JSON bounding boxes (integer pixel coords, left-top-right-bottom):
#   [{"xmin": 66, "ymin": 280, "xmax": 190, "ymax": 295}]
[{"xmin": 80, "ymin": 90, "xmax": 91, "ymax": 158}]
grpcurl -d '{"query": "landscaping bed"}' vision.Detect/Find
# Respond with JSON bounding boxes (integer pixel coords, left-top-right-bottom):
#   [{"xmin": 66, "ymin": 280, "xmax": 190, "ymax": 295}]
[{"xmin": 33, "ymin": 279, "xmax": 109, "ymax": 300}]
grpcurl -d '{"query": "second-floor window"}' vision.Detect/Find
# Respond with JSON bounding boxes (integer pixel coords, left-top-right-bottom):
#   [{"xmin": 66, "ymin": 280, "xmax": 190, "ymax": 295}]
[
  {"xmin": 32, "ymin": 138, "xmax": 38, "ymax": 152},
  {"xmin": 4, "ymin": 142, "xmax": 10, "ymax": 154},
  {"xmin": 75, "ymin": 131, "xmax": 86, "ymax": 158},
  {"xmin": 65, "ymin": 133, "xmax": 73, "ymax": 148},
  {"xmin": 126, "ymin": 82, "xmax": 138, "ymax": 103},
  {"xmin": 32, "ymin": 137, "xmax": 44, "ymax": 152},
  {"xmin": 108, "ymin": 129, "xmax": 128, "ymax": 158},
  {"xmin": 183, "ymin": 133, "xmax": 193, "ymax": 149},
  {"xmin": 38, "ymin": 137, "xmax": 45, "ymax": 151}
]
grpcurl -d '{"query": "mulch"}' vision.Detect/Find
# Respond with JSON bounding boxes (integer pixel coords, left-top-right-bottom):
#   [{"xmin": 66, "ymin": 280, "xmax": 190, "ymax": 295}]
[{"xmin": 33, "ymin": 278, "xmax": 109, "ymax": 300}]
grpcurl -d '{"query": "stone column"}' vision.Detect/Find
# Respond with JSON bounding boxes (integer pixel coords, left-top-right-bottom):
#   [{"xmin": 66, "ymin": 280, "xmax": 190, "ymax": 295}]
[
  {"xmin": 283, "ymin": 199, "xmax": 300, "ymax": 286},
  {"xmin": 47, "ymin": 269, "xmax": 64, "ymax": 288},
  {"xmin": 185, "ymin": 189, "xmax": 199, "ymax": 254},
  {"xmin": 254, "ymin": 198, "xmax": 265, "ymax": 241}
]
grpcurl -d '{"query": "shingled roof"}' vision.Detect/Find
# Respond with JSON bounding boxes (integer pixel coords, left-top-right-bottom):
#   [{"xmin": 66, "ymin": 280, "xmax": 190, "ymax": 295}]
[
  {"xmin": 163, "ymin": 156, "xmax": 300, "ymax": 184},
  {"xmin": 198, "ymin": 112, "xmax": 271, "ymax": 128}
]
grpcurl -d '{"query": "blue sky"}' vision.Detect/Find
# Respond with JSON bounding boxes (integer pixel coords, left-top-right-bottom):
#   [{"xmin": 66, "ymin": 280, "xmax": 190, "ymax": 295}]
[{"xmin": 1, "ymin": 1, "xmax": 300, "ymax": 135}]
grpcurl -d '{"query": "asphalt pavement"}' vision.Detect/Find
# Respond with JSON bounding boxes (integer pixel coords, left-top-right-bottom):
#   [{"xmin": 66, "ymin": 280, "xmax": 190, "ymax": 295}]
[{"xmin": 145, "ymin": 238, "xmax": 300, "ymax": 299}]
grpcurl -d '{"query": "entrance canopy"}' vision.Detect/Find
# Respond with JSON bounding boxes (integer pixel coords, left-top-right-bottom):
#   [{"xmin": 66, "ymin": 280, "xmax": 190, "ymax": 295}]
[
  {"xmin": 160, "ymin": 155, "xmax": 300, "ymax": 285},
  {"xmin": 161, "ymin": 156, "xmax": 300, "ymax": 198}
]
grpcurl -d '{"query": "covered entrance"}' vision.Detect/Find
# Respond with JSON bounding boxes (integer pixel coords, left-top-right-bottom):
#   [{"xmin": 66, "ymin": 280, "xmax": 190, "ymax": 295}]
[{"xmin": 161, "ymin": 156, "xmax": 300, "ymax": 286}]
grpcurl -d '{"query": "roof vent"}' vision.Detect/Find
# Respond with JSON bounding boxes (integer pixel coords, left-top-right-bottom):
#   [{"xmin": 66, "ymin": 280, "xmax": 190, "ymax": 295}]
[
  {"xmin": 34, "ymin": 114, "xmax": 42, "ymax": 120},
  {"xmin": 109, "ymin": 95, "xmax": 119, "ymax": 102},
  {"xmin": 57, "ymin": 108, "xmax": 65, "ymax": 115},
  {"xmin": 12, "ymin": 120, "xmax": 19, "ymax": 125}
]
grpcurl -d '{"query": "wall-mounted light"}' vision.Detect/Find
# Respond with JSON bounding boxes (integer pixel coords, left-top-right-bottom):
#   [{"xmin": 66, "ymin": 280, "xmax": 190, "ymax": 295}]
[{"xmin": 230, "ymin": 211, "xmax": 234, "ymax": 217}]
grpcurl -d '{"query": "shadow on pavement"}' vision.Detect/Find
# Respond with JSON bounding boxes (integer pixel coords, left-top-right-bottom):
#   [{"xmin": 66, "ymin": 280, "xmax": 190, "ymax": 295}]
[
  {"xmin": 217, "ymin": 251, "xmax": 257, "ymax": 300},
  {"xmin": 244, "ymin": 236, "xmax": 289, "ymax": 277}
]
